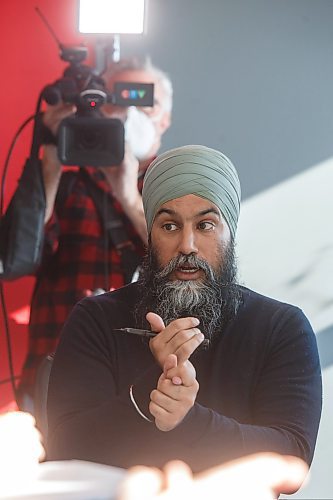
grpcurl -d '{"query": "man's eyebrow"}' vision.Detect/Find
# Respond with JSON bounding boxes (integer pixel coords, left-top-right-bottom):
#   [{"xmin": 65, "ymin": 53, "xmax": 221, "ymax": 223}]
[
  {"xmin": 155, "ymin": 207, "xmax": 221, "ymax": 218},
  {"xmin": 155, "ymin": 208, "xmax": 175, "ymax": 217},
  {"xmin": 198, "ymin": 207, "xmax": 221, "ymax": 218}
]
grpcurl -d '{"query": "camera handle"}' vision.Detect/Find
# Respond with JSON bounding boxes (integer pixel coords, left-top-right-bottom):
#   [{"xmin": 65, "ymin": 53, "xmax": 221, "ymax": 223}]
[{"xmin": 94, "ymin": 35, "xmax": 120, "ymax": 77}]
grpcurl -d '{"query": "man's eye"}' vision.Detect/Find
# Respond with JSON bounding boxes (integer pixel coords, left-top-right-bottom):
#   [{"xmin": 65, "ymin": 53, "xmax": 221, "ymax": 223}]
[
  {"xmin": 198, "ymin": 221, "xmax": 215, "ymax": 230},
  {"xmin": 162, "ymin": 223, "xmax": 177, "ymax": 231}
]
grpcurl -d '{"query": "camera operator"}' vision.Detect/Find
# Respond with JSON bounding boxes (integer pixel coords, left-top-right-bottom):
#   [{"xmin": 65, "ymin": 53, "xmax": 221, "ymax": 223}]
[{"xmin": 15, "ymin": 57, "xmax": 173, "ymax": 412}]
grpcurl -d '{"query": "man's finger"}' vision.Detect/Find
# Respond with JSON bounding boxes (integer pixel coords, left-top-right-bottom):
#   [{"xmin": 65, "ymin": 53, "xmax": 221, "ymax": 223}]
[
  {"xmin": 146, "ymin": 312, "xmax": 165, "ymax": 333},
  {"xmin": 163, "ymin": 354, "xmax": 177, "ymax": 376},
  {"xmin": 165, "ymin": 361, "xmax": 196, "ymax": 387},
  {"xmin": 118, "ymin": 465, "xmax": 163, "ymax": 500}
]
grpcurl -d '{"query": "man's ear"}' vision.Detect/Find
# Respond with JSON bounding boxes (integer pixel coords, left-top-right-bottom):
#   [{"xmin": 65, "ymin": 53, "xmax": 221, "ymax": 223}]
[{"xmin": 159, "ymin": 111, "xmax": 171, "ymax": 135}]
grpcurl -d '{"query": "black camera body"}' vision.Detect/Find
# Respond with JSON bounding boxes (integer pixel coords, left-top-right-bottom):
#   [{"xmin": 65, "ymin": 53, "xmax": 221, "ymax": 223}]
[{"xmin": 42, "ymin": 46, "xmax": 154, "ymax": 167}]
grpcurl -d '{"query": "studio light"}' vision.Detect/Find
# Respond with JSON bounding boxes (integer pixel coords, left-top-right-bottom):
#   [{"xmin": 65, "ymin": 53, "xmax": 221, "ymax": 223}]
[{"xmin": 79, "ymin": 0, "xmax": 147, "ymax": 34}]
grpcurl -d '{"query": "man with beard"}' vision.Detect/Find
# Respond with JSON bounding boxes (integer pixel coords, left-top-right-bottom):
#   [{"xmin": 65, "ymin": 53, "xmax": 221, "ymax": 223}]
[{"xmin": 47, "ymin": 146, "xmax": 322, "ymax": 486}]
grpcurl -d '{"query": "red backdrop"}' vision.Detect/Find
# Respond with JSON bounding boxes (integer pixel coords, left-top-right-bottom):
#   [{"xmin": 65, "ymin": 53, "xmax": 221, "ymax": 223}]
[{"xmin": 0, "ymin": 0, "xmax": 93, "ymax": 409}]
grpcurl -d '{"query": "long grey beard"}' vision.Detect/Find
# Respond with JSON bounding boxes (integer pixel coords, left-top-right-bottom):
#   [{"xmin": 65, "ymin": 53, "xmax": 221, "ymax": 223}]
[{"xmin": 136, "ymin": 244, "xmax": 241, "ymax": 341}]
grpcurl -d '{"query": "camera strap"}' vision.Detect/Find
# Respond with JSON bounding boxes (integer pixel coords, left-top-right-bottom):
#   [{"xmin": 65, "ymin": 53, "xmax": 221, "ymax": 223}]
[{"xmin": 78, "ymin": 169, "xmax": 142, "ymax": 285}]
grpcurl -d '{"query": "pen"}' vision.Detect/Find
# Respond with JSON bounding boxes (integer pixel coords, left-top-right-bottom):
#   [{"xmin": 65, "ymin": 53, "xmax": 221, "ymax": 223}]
[{"xmin": 114, "ymin": 327, "xmax": 210, "ymax": 348}]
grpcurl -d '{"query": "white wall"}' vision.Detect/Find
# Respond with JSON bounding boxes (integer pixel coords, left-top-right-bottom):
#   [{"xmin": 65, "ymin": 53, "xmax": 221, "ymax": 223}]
[{"xmin": 236, "ymin": 159, "xmax": 333, "ymax": 498}]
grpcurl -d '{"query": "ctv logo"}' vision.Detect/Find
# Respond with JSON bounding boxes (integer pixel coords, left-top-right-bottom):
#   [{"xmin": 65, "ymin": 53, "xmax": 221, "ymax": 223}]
[{"xmin": 121, "ymin": 89, "xmax": 146, "ymax": 100}]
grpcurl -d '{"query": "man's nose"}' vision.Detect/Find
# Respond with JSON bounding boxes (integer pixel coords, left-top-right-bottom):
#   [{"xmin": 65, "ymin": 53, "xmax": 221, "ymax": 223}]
[{"xmin": 177, "ymin": 228, "xmax": 198, "ymax": 255}]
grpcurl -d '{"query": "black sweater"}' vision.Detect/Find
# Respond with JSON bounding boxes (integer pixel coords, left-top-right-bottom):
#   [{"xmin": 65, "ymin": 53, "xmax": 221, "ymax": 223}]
[{"xmin": 47, "ymin": 283, "xmax": 322, "ymax": 473}]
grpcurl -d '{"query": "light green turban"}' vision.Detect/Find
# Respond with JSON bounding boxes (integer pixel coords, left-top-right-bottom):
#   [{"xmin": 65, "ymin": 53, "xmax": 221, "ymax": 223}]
[{"xmin": 142, "ymin": 145, "xmax": 241, "ymax": 239}]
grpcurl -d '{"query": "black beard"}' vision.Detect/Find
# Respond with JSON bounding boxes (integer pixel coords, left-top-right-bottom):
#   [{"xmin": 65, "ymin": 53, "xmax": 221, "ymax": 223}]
[{"xmin": 135, "ymin": 241, "xmax": 242, "ymax": 341}]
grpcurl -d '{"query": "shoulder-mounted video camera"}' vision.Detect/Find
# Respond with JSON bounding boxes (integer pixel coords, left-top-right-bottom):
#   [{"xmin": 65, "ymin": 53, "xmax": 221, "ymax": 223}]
[{"xmin": 42, "ymin": 45, "xmax": 154, "ymax": 167}]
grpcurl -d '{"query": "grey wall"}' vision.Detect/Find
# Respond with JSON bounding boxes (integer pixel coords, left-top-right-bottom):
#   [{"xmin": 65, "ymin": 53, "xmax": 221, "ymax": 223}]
[{"xmin": 120, "ymin": 0, "xmax": 333, "ymax": 199}]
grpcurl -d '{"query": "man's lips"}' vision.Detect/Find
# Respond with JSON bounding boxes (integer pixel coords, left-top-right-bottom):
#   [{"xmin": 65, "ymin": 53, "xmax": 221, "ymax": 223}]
[
  {"xmin": 177, "ymin": 266, "xmax": 199, "ymax": 273},
  {"xmin": 172, "ymin": 266, "xmax": 203, "ymax": 280}
]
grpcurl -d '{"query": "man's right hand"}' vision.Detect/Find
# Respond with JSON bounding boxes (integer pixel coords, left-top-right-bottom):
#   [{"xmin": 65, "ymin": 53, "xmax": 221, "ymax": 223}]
[
  {"xmin": 42, "ymin": 101, "xmax": 76, "ymax": 136},
  {"xmin": 40, "ymin": 102, "xmax": 76, "ymax": 223},
  {"xmin": 146, "ymin": 312, "xmax": 205, "ymax": 368},
  {"xmin": 41, "ymin": 101, "xmax": 76, "ymax": 174}
]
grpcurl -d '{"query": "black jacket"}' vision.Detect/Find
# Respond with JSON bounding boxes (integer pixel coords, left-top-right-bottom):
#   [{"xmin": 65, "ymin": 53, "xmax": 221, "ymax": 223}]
[{"xmin": 47, "ymin": 283, "xmax": 322, "ymax": 473}]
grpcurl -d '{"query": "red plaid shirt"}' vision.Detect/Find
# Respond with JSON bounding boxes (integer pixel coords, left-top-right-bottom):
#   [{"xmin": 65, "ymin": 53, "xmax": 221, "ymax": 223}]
[{"xmin": 18, "ymin": 167, "xmax": 146, "ymax": 402}]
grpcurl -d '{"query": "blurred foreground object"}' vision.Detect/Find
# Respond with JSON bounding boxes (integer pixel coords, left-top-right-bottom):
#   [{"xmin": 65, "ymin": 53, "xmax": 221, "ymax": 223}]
[
  {"xmin": 119, "ymin": 453, "xmax": 309, "ymax": 500},
  {"xmin": 0, "ymin": 414, "xmax": 307, "ymax": 500},
  {"xmin": 0, "ymin": 411, "xmax": 44, "ymax": 486}
]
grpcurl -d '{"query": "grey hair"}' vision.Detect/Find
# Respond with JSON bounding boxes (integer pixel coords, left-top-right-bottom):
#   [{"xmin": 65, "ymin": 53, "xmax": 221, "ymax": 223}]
[{"xmin": 103, "ymin": 56, "xmax": 173, "ymax": 112}]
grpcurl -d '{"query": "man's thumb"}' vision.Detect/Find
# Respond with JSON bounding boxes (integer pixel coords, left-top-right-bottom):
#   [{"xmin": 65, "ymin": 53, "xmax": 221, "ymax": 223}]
[{"xmin": 146, "ymin": 312, "xmax": 165, "ymax": 333}]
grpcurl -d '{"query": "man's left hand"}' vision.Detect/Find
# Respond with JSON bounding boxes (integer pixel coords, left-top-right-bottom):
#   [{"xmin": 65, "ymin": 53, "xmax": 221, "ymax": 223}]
[
  {"xmin": 149, "ymin": 354, "xmax": 199, "ymax": 431},
  {"xmin": 99, "ymin": 145, "xmax": 140, "ymax": 207},
  {"xmin": 99, "ymin": 144, "xmax": 148, "ymax": 244}
]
